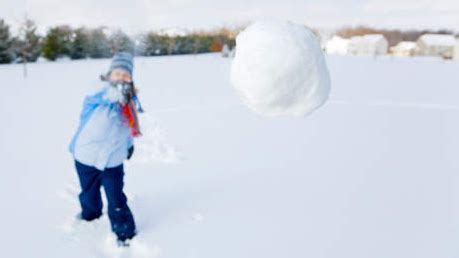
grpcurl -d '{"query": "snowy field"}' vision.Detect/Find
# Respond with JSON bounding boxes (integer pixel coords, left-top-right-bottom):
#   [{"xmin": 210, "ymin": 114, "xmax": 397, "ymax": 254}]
[{"xmin": 0, "ymin": 53, "xmax": 457, "ymax": 258}]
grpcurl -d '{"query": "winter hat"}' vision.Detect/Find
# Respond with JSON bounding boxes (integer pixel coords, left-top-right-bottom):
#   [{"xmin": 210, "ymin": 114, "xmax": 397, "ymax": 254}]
[{"xmin": 109, "ymin": 52, "xmax": 134, "ymax": 76}]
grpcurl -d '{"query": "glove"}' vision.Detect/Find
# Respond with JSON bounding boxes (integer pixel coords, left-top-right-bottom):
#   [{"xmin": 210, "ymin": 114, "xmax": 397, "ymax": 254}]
[
  {"xmin": 105, "ymin": 85, "xmax": 124, "ymax": 103},
  {"xmin": 110, "ymin": 81, "xmax": 136, "ymax": 104},
  {"xmin": 127, "ymin": 146, "xmax": 134, "ymax": 160}
]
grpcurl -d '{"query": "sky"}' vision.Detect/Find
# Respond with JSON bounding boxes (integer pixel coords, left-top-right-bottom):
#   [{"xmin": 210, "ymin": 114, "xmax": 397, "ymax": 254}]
[{"xmin": 1, "ymin": 0, "xmax": 458, "ymax": 34}]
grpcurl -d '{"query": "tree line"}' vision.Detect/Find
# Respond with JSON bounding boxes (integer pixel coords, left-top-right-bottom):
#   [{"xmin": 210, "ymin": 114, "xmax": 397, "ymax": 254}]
[
  {"xmin": 336, "ymin": 26, "xmax": 457, "ymax": 47},
  {"xmin": 0, "ymin": 18, "xmax": 237, "ymax": 64}
]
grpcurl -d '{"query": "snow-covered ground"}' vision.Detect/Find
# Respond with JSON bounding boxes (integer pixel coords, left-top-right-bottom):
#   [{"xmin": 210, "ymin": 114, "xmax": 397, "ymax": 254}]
[{"xmin": 0, "ymin": 54, "xmax": 457, "ymax": 258}]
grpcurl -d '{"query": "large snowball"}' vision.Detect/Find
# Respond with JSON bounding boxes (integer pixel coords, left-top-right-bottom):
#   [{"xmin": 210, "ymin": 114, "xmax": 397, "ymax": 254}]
[{"xmin": 230, "ymin": 21, "xmax": 331, "ymax": 117}]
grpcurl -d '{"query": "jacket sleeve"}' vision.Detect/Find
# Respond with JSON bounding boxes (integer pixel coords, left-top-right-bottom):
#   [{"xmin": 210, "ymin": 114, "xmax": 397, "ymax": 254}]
[
  {"xmin": 127, "ymin": 135, "xmax": 134, "ymax": 148},
  {"xmin": 69, "ymin": 87, "xmax": 117, "ymax": 154}
]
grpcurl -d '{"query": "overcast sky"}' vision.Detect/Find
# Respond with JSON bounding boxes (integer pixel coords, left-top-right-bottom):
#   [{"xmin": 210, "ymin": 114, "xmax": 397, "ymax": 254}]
[{"xmin": 1, "ymin": 0, "xmax": 458, "ymax": 34}]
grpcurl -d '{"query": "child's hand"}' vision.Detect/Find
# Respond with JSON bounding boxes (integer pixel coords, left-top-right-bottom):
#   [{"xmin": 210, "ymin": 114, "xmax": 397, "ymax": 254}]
[
  {"xmin": 105, "ymin": 81, "xmax": 136, "ymax": 105},
  {"xmin": 105, "ymin": 86, "xmax": 124, "ymax": 103},
  {"xmin": 127, "ymin": 146, "xmax": 134, "ymax": 160}
]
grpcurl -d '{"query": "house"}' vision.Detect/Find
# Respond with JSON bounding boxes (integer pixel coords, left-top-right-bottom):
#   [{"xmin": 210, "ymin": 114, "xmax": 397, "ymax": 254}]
[
  {"xmin": 325, "ymin": 36, "xmax": 350, "ymax": 55},
  {"xmin": 390, "ymin": 41, "xmax": 418, "ymax": 57},
  {"xmin": 417, "ymin": 34, "xmax": 455, "ymax": 59},
  {"xmin": 454, "ymin": 38, "xmax": 459, "ymax": 60},
  {"xmin": 347, "ymin": 34, "xmax": 388, "ymax": 56}
]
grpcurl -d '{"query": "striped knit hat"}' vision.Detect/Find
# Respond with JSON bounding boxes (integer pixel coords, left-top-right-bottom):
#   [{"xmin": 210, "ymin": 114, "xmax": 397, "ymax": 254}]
[{"xmin": 109, "ymin": 52, "xmax": 134, "ymax": 76}]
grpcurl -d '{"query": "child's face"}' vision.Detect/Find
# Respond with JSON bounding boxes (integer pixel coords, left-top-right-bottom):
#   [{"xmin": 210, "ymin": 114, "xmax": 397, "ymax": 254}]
[{"xmin": 110, "ymin": 68, "xmax": 132, "ymax": 82}]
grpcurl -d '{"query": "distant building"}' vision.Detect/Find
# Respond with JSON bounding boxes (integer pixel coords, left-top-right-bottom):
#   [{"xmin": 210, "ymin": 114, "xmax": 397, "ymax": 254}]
[
  {"xmin": 390, "ymin": 41, "xmax": 418, "ymax": 57},
  {"xmin": 417, "ymin": 34, "xmax": 455, "ymax": 59},
  {"xmin": 347, "ymin": 34, "xmax": 388, "ymax": 56},
  {"xmin": 454, "ymin": 38, "xmax": 459, "ymax": 61},
  {"xmin": 325, "ymin": 36, "xmax": 350, "ymax": 55}
]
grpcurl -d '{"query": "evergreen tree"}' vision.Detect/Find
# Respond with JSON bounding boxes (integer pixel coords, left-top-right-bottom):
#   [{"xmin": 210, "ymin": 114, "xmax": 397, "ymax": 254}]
[
  {"xmin": 0, "ymin": 19, "xmax": 13, "ymax": 64},
  {"xmin": 42, "ymin": 26, "xmax": 72, "ymax": 61},
  {"xmin": 87, "ymin": 28, "xmax": 111, "ymax": 58},
  {"xmin": 14, "ymin": 19, "xmax": 41, "ymax": 63},
  {"xmin": 174, "ymin": 36, "xmax": 195, "ymax": 54},
  {"xmin": 109, "ymin": 30, "xmax": 135, "ymax": 54},
  {"xmin": 193, "ymin": 35, "xmax": 213, "ymax": 53},
  {"xmin": 70, "ymin": 27, "xmax": 89, "ymax": 59},
  {"xmin": 141, "ymin": 33, "xmax": 173, "ymax": 56}
]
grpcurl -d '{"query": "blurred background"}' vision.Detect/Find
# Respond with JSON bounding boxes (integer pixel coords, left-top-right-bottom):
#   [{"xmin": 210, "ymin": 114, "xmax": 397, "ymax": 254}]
[{"xmin": 0, "ymin": 0, "xmax": 458, "ymax": 64}]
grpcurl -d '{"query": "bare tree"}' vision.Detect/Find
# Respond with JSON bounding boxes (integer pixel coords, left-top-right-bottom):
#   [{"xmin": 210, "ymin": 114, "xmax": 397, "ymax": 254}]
[{"xmin": 16, "ymin": 18, "xmax": 41, "ymax": 77}]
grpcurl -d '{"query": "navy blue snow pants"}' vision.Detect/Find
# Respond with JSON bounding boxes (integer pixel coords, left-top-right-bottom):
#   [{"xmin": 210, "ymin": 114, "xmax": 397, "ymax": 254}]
[{"xmin": 74, "ymin": 160, "xmax": 136, "ymax": 240}]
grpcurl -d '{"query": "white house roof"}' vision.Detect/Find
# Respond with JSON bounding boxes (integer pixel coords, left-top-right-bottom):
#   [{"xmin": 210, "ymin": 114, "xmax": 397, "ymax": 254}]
[
  {"xmin": 326, "ymin": 36, "xmax": 350, "ymax": 46},
  {"xmin": 350, "ymin": 34, "xmax": 387, "ymax": 43},
  {"xmin": 418, "ymin": 34, "xmax": 455, "ymax": 47}
]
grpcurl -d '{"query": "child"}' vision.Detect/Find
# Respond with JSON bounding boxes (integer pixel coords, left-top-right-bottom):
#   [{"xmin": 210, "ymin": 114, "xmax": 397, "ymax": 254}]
[{"xmin": 69, "ymin": 52, "xmax": 140, "ymax": 245}]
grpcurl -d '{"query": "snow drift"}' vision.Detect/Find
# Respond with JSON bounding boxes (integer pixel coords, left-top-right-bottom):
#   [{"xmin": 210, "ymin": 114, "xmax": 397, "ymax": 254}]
[{"xmin": 230, "ymin": 21, "xmax": 331, "ymax": 117}]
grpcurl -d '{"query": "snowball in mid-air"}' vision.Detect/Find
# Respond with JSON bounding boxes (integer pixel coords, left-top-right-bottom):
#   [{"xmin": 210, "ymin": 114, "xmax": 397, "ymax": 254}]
[{"xmin": 230, "ymin": 21, "xmax": 331, "ymax": 117}]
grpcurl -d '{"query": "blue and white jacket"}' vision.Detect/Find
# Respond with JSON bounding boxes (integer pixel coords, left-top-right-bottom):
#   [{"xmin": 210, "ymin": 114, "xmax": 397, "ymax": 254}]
[{"xmin": 69, "ymin": 82, "xmax": 134, "ymax": 170}]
